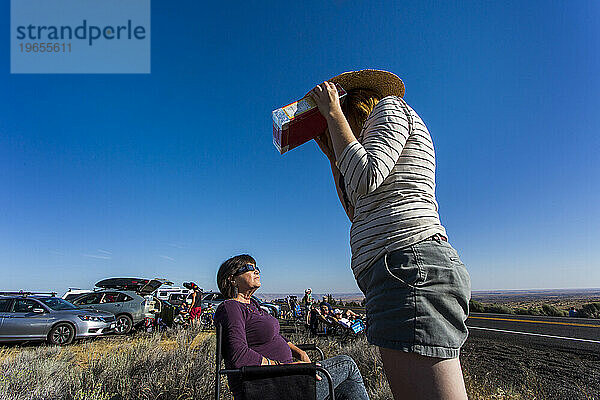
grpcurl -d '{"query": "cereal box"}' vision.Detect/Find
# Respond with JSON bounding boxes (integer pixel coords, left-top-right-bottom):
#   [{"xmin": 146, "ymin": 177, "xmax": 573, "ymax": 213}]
[{"xmin": 272, "ymin": 84, "xmax": 347, "ymax": 154}]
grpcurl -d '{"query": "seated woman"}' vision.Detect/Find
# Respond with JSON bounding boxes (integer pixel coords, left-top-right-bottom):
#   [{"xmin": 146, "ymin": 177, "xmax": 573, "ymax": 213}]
[
  {"xmin": 214, "ymin": 254, "xmax": 369, "ymax": 400},
  {"xmin": 333, "ymin": 309, "xmax": 351, "ymax": 329},
  {"xmin": 308, "ymin": 304, "xmax": 335, "ymax": 335},
  {"xmin": 343, "ymin": 309, "xmax": 358, "ymax": 321}
]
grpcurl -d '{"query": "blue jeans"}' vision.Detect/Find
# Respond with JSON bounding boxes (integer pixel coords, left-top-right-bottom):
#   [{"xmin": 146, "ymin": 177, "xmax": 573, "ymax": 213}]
[{"xmin": 316, "ymin": 355, "xmax": 369, "ymax": 400}]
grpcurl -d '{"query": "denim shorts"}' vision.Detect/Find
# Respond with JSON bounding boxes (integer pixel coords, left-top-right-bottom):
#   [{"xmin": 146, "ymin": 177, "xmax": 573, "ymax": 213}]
[{"xmin": 355, "ymin": 238, "xmax": 471, "ymax": 358}]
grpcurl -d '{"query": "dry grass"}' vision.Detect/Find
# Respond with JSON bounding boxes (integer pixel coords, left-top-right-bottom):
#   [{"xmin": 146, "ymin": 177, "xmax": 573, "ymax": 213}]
[{"xmin": 0, "ymin": 326, "xmax": 544, "ymax": 400}]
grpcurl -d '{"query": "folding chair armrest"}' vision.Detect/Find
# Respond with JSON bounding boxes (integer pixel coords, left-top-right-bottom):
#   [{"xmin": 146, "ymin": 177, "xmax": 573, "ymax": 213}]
[
  {"xmin": 296, "ymin": 343, "xmax": 316, "ymax": 351},
  {"xmin": 240, "ymin": 363, "xmax": 316, "ymax": 379},
  {"xmin": 296, "ymin": 344, "xmax": 325, "ymax": 360}
]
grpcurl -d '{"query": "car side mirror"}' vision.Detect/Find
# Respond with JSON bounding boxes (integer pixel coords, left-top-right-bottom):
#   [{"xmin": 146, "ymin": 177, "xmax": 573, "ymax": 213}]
[{"xmin": 33, "ymin": 308, "xmax": 46, "ymax": 313}]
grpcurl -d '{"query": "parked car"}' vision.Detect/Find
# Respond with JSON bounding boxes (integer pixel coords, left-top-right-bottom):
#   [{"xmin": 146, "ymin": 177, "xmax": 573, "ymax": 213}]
[
  {"xmin": 72, "ymin": 290, "xmax": 150, "ymax": 334},
  {"xmin": 167, "ymin": 292, "xmax": 192, "ymax": 307},
  {"xmin": 154, "ymin": 286, "xmax": 192, "ymax": 301},
  {"xmin": 201, "ymin": 291, "xmax": 226, "ymax": 309},
  {"xmin": 71, "ymin": 278, "xmax": 177, "ymax": 334},
  {"xmin": 0, "ymin": 292, "xmax": 115, "ymax": 345},
  {"xmin": 252, "ymin": 296, "xmax": 281, "ymax": 318}
]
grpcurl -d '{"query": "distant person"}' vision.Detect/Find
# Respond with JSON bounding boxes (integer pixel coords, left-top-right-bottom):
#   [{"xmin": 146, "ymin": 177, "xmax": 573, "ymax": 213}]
[
  {"xmin": 343, "ymin": 309, "xmax": 359, "ymax": 321},
  {"xmin": 189, "ymin": 290, "xmax": 203, "ymax": 321},
  {"xmin": 202, "ymin": 304, "xmax": 215, "ymax": 325},
  {"xmin": 302, "ymin": 288, "xmax": 314, "ymax": 307},
  {"xmin": 320, "ymin": 298, "xmax": 332, "ymax": 313},
  {"xmin": 309, "ymin": 304, "xmax": 333, "ymax": 335},
  {"xmin": 333, "ymin": 309, "xmax": 352, "ymax": 328},
  {"xmin": 174, "ymin": 302, "xmax": 191, "ymax": 326},
  {"xmin": 214, "ymin": 254, "xmax": 369, "ymax": 400},
  {"xmin": 569, "ymin": 307, "xmax": 578, "ymax": 317},
  {"xmin": 183, "ymin": 282, "xmax": 203, "ymax": 321},
  {"xmin": 309, "ymin": 70, "xmax": 471, "ymax": 400},
  {"xmin": 302, "ymin": 288, "xmax": 314, "ymax": 323}
]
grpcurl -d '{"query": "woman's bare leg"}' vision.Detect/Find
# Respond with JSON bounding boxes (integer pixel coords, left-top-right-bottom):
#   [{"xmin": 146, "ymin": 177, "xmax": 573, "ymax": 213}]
[{"xmin": 379, "ymin": 347, "xmax": 467, "ymax": 400}]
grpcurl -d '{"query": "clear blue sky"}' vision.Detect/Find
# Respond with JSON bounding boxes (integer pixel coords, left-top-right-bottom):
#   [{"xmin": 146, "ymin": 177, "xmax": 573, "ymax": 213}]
[{"xmin": 1, "ymin": 1, "xmax": 598, "ymax": 295}]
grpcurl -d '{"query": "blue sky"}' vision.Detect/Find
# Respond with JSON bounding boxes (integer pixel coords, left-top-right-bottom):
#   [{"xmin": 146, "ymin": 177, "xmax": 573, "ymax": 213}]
[{"xmin": 1, "ymin": 1, "xmax": 598, "ymax": 295}]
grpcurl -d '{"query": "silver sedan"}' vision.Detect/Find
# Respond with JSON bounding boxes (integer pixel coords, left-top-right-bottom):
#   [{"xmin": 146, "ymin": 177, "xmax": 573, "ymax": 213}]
[{"xmin": 0, "ymin": 295, "xmax": 116, "ymax": 345}]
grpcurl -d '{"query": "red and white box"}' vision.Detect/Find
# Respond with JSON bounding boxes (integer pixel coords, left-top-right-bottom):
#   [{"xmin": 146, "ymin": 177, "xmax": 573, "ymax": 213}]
[{"xmin": 272, "ymin": 84, "xmax": 347, "ymax": 154}]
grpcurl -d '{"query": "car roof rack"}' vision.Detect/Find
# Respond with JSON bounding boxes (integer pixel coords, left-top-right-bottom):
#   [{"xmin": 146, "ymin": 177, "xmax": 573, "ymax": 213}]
[{"xmin": 0, "ymin": 291, "xmax": 57, "ymax": 297}]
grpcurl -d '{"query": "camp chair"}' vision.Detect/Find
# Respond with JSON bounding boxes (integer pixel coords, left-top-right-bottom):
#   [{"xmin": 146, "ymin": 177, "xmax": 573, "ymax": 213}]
[
  {"xmin": 215, "ymin": 324, "xmax": 335, "ymax": 400},
  {"xmin": 336, "ymin": 319, "xmax": 366, "ymax": 342},
  {"xmin": 310, "ymin": 314, "xmax": 343, "ymax": 337}
]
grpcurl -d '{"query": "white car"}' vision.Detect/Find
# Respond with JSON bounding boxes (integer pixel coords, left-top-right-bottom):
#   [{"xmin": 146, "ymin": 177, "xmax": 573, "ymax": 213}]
[
  {"xmin": 62, "ymin": 288, "xmax": 93, "ymax": 302},
  {"xmin": 154, "ymin": 287, "xmax": 192, "ymax": 301}
]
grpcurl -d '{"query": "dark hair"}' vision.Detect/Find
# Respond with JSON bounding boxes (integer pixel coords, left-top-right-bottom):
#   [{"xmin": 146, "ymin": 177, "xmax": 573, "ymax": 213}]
[{"xmin": 217, "ymin": 254, "xmax": 256, "ymax": 299}]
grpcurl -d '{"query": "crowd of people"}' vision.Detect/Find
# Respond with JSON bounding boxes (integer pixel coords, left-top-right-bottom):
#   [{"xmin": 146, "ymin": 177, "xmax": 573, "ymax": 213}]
[
  {"xmin": 172, "ymin": 286, "xmax": 215, "ymax": 328},
  {"xmin": 302, "ymin": 293, "xmax": 365, "ymax": 336}
]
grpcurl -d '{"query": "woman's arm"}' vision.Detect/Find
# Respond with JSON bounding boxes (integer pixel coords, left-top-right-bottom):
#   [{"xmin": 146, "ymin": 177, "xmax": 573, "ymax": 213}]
[
  {"xmin": 330, "ymin": 160, "xmax": 355, "ymax": 221},
  {"xmin": 315, "ymin": 133, "xmax": 354, "ymax": 222},
  {"xmin": 287, "ymin": 342, "xmax": 311, "ymax": 363},
  {"xmin": 311, "ymin": 82, "xmax": 356, "ymax": 159},
  {"xmin": 313, "ymin": 83, "xmax": 410, "ymax": 196}
]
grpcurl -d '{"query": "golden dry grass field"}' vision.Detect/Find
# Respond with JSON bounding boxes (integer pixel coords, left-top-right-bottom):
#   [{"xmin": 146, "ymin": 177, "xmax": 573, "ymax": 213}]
[{"xmin": 0, "ymin": 323, "xmax": 560, "ymax": 400}]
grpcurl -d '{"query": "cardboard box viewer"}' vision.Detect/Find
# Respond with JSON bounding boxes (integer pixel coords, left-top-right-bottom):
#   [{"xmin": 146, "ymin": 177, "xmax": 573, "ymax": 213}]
[{"xmin": 272, "ymin": 84, "xmax": 347, "ymax": 154}]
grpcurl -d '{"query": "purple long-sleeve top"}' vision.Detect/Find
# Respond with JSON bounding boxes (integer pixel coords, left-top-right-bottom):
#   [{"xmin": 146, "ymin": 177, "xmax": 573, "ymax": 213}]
[
  {"xmin": 214, "ymin": 298, "xmax": 294, "ymax": 398},
  {"xmin": 214, "ymin": 298, "xmax": 293, "ymax": 368}
]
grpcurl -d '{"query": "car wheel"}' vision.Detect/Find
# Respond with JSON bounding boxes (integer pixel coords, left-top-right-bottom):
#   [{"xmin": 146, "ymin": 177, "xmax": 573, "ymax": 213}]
[
  {"xmin": 48, "ymin": 323, "xmax": 75, "ymax": 346},
  {"xmin": 115, "ymin": 314, "xmax": 133, "ymax": 334}
]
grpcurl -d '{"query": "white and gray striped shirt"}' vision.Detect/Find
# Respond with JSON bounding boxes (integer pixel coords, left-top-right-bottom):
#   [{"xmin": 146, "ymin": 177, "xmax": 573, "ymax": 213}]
[{"xmin": 337, "ymin": 96, "xmax": 447, "ymax": 278}]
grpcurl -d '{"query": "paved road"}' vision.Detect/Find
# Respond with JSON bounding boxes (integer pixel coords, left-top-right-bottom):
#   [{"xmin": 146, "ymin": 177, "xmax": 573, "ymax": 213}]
[{"xmin": 467, "ymin": 312, "xmax": 600, "ymax": 352}]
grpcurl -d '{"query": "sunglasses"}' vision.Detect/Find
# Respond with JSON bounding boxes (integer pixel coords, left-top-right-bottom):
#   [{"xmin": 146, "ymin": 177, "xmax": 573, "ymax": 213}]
[{"xmin": 233, "ymin": 263, "xmax": 260, "ymax": 276}]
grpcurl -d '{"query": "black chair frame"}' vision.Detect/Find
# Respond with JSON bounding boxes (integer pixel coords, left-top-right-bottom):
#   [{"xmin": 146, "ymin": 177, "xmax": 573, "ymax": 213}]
[{"xmin": 214, "ymin": 324, "xmax": 335, "ymax": 400}]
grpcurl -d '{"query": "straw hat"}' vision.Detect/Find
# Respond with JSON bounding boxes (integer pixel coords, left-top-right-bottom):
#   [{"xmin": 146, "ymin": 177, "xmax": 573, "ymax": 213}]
[{"xmin": 329, "ymin": 69, "xmax": 405, "ymax": 98}]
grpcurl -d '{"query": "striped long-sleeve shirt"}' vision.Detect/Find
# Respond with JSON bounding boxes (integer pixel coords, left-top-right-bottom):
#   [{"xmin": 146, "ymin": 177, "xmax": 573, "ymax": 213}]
[{"xmin": 337, "ymin": 96, "xmax": 447, "ymax": 278}]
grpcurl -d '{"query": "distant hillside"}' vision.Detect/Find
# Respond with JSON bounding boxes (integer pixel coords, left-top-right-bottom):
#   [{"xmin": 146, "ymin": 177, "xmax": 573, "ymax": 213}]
[
  {"xmin": 258, "ymin": 292, "xmax": 365, "ymax": 302},
  {"xmin": 258, "ymin": 288, "xmax": 600, "ymax": 306},
  {"xmin": 471, "ymin": 288, "xmax": 600, "ymax": 303}
]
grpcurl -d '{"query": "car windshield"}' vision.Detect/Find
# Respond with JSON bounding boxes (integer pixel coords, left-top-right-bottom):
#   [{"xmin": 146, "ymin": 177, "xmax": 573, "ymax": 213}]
[{"xmin": 37, "ymin": 297, "xmax": 78, "ymax": 310}]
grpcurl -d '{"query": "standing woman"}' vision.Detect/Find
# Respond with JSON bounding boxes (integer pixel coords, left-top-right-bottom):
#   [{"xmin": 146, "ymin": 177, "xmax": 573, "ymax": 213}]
[{"xmin": 310, "ymin": 70, "xmax": 471, "ymax": 400}]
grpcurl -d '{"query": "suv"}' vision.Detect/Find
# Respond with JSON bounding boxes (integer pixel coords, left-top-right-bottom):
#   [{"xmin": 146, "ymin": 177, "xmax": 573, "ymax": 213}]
[
  {"xmin": 72, "ymin": 290, "xmax": 150, "ymax": 334},
  {"xmin": 71, "ymin": 278, "xmax": 175, "ymax": 334},
  {"xmin": 0, "ymin": 292, "xmax": 115, "ymax": 345}
]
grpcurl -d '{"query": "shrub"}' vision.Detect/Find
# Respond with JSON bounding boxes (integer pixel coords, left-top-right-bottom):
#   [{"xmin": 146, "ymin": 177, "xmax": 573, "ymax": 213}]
[
  {"xmin": 483, "ymin": 304, "xmax": 514, "ymax": 314},
  {"xmin": 541, "ymin": 304, "xmax": 567, "ymax": 317},
  {"xmin": 515, "ymin": 307, "xmax": 538, "ymax": 315},
  {"xmin": 469, "ymin": 300, "xmax": 485, "ymax": 313},
  {"xmin": 578, "ymin": 302, "xmax": 600, "ymax": 319}
]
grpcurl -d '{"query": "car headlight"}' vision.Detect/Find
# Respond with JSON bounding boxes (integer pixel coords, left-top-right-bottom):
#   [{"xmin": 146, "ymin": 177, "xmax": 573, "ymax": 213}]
[{"xmin": 78, "ymin": 315, "xmax": 105, "ymax": 322}]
